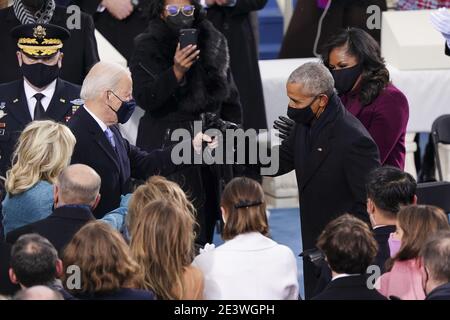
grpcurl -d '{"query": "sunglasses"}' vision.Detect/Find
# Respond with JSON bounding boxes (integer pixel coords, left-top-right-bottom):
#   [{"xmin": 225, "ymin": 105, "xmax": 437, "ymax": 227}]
[{"xmin": 165, "ymin": 4, "xmax": 195, "ymax": 17}]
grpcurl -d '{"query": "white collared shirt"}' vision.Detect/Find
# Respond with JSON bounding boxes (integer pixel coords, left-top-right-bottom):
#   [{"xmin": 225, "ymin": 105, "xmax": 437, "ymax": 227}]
[
  {"xmin": 83, "ymin": 104, "xmax": 108, "ymax": 132},
  {"xmin": 332, "ymin": 273, "xmax": 361, "ymax": 281},
  {"xmin": 373, "ymin": 225, "xmax": 388, "ymax": 230},
  {"xmin": 23, "ymin": 79, "xmax": 57, "ymax": 119}
]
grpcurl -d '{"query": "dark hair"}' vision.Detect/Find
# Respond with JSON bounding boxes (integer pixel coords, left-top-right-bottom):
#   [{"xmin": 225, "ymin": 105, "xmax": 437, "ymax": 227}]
[
  {"xmin": 386, "ymin": 205, "xmax": 450, "ymax": 271},
  {"xmin": 11, "ymin": 234, "xmax": 59, "ymax": 287},
  {"xmin": 366, "ymin": 166, "xmax": 417, "ymax": 218},
  {"xmin": 317, "ymin": 214, "xmax": 378, "ymax": 274},
  {"xmin": 321, "ymin": 28, "xmax": 390, "ymax": 106},
  {"xmin": 143, "ymin": 0, "xmax": 204, "ymax": 21},
  {"xmin": 421, "ymin": 230, "xmax": 450, "ymax": 283},
  {"xmin": 220, "ymin": 177, "xmax": 269, "ymax": 241}
]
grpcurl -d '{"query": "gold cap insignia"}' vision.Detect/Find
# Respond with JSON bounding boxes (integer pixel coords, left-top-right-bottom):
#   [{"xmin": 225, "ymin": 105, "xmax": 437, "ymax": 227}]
[{"xmin": 33, "ymin": 25, "xmax": 47, "ymax": 40}]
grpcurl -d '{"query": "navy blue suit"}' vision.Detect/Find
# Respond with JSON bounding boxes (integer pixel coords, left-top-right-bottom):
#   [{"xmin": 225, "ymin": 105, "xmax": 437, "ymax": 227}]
[
  {"xmin": 68, "ymin": 106, "xmax": 187, "ymax": 218},
  {"xmin": 6, "ymin": 205, "xmax": 95, "ymax": 256},
  {"xmin": 312, "ymin": 275, "xmax": 387, "ymax": 300},
  {"xmin": 426, "ymin": 283, "xmax": 450, "ymax": 300},
  {"xmin": 0, "ymin": 78, "xmax": 82, "ymax": 179}
]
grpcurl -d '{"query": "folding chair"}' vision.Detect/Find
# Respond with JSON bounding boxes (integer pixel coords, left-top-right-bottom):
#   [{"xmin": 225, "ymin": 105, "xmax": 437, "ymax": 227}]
[
  {"xmin": 431, "ymin": 115, "xmax": 450, "ymax": 181},
  {"xmin": 417, "ymin": 181, "xmax": 450, "ymax": 216}
]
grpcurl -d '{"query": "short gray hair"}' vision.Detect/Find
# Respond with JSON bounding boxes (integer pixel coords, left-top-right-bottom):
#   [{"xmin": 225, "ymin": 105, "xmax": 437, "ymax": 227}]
[
  {"xmin": 422, "ymin": 230, "xmax": 450, "ymax": 283},
  {"xmin": 287, "ymin": 62, "xmax": 335, "ymax": 97},
  {"xmin": 80, "ymin": 62, "xmax": 131, "ymax": 100},
  {"xmin": 57, "ymin": 164, "xmax": 101, "ymax": 205}
]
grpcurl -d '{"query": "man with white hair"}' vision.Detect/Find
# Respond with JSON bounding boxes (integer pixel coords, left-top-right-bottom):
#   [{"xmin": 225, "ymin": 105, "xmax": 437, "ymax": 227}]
[
  {"xmin": 270, "ymin": 62, "xmax": 380, "ymax": 298},
  {"xmin": 68, "ymin": 61, "xmax": 212, "ymax": 218}
]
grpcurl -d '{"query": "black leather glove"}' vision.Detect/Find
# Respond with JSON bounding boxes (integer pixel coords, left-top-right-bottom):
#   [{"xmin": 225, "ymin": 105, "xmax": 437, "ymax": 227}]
[{"xmin": 273, "ymin": 116, "xmax": 295, "ymax": 141}]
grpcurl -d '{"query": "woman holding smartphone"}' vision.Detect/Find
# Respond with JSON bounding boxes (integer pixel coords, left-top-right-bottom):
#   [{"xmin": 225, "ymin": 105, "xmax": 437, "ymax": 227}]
[{"xmin": 130, "ymin": 0, "xmax": 242, "ymax": 246}]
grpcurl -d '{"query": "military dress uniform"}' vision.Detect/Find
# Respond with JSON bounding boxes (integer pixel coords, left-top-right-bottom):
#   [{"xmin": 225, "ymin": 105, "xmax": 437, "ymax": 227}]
[{"xmin": 0, "ymin": 23, "xmax": 82, "ymax": 179}]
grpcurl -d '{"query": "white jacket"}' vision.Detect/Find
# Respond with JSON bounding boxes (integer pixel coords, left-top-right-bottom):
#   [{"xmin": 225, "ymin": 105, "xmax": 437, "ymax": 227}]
[{"xmin": 193, "ymin": 232, "xmax": 299, "ymax": 300}]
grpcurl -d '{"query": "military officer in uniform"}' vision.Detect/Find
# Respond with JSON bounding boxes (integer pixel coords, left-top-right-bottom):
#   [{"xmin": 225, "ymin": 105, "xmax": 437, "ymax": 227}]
[{"xmin": 0, "ymin": 23, "xmax": 82, "ymax": 179}]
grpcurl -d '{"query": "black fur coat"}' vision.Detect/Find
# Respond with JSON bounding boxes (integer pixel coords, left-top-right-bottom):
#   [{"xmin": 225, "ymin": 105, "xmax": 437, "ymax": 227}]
[
  {"xmin": 130, "ymin": 17, "xmax": 243, "ymax": 246},
  {"xmin": 130, "ymin": 17, "xmax": 242, "ymax": 145}
]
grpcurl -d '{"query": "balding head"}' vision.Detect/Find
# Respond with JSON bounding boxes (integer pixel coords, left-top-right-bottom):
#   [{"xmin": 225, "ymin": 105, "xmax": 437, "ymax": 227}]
[
  {"xmin": 14, "ymin": 286, "xmax": 63, "ymax": 300},
  {"xmin": 55, "ymin": 164, "xmax": 101, "ymax": 207},
  {"xmin": 80, "ymin": 62, "xmax": 132, "ymax": 126}
]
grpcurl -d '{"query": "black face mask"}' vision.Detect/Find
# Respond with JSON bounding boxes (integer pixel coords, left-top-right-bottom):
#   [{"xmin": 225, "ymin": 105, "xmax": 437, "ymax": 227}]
[
  {"xmin": 21, "ymin": 62, "xmax": 60, "ymax": 88},
  {"xmin": 287, "ymin": 96, "xmax": 318, "ymax": 125},
  {"xmin": 107, "ymin": 91, "xmax": 137, "ymax": 124},
  {"xmin": 166, "ymin": 13, "xmax": 194, "ymax": 33},
  {"xmin": 330, "ymin": 64, "xmax": 362, "ymax": 95},
  {"xmin": 22, "ymin": 0, "xmax": 46, "ymax": 10}
]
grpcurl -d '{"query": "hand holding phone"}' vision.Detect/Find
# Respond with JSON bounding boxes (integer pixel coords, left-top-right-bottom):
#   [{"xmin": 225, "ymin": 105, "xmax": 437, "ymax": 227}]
[{"xmin": 173, "ymin": 43, "xmax": 200, "ymax": 82}]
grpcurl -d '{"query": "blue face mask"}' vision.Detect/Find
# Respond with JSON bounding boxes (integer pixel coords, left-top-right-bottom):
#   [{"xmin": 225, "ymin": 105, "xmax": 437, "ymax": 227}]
[{"xmin": 107, "ymin": 90, "xmax": 136, "ymax": 124}]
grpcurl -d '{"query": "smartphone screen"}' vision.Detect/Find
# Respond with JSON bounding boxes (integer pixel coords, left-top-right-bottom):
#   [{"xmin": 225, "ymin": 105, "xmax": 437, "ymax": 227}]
[{"xmin": 179, "ymin": 29, "xmax": 198, "ymax": 49}]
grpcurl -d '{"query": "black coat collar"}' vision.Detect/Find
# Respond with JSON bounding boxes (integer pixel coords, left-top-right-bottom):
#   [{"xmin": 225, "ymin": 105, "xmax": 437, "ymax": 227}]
[
  {"xmin": 51, "ymin": 205, "xmax": 95, "ymax": 221},
  {"xmin": 326, "ymin": 274, "xmax": 368, "ymax": 289},
  {"xmin": 373, "ymin": 225, "xmax": 396, "ymax": 235},
  {"xmin": 298, "ymin": 94, "xmax": 342, "ymax": 191}
]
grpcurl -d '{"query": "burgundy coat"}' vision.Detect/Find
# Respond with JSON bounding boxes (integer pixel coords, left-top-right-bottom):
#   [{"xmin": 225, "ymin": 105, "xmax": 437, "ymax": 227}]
[{"xmin": 340, "ymin": 83, "xmax": 409, "ymax": 169}]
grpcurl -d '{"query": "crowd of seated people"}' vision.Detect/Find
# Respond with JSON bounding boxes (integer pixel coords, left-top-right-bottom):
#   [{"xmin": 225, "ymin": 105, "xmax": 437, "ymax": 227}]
[{"xmin": 0, "ymin": 135, "xmax": 449, "ymax": 300}]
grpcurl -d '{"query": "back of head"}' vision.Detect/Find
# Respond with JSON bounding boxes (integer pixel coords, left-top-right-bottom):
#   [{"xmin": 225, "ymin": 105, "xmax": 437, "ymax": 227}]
[
  {"xmin": 317, "ymin": 214, "xmax": 378, "ymax": 274},
  {"xmin": 13, "ymin": 285, "xmax": 63, "ymax": 300},
  {"xmin": 130, "ymin": 200, "xmax": 196, "ymax": 300},
  {"xmin": 287, "ymin": 61, "xmax": 335, "ymax": 97},
  {"xmin": 220, "ymin": 177, "xmax": 268, "ymax": 241},
  {"xmin": 366, "ymin": 166, "xmax": 417, "ymax": 218},
  {"xmin": 62, "ymin": 221, "xmax": 142, "ymax": 296},
  {"xmin": 5, "ymin": 120, "xmax": 76, "ymax": 195},
  {"xmin": 80, "ymin": 61, "xmax": 130, "ymax": 102},
  {"xmin": 392, "ymin": 205, "xmax": 450, "ymax": 263},
  {"xmin": 422, "ymin": 230, "xmax": 450, "ymax": 284},
  {"xmin": 11, "ymin": 234, "xmax": 59, "ymax": 287},
  {"xmin": 56, "ymin": 164, "xmax": 101, "ymax": 206},
  {"xmin": 127, "ymin": 176, "xmax": 195, "ymax": 235}
]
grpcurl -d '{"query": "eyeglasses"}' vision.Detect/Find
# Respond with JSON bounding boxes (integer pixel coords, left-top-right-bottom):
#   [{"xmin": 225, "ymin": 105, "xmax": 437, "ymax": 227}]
[{"xmin": 165, "ymin": 4, "xmax": 195, "ymax": 17}]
